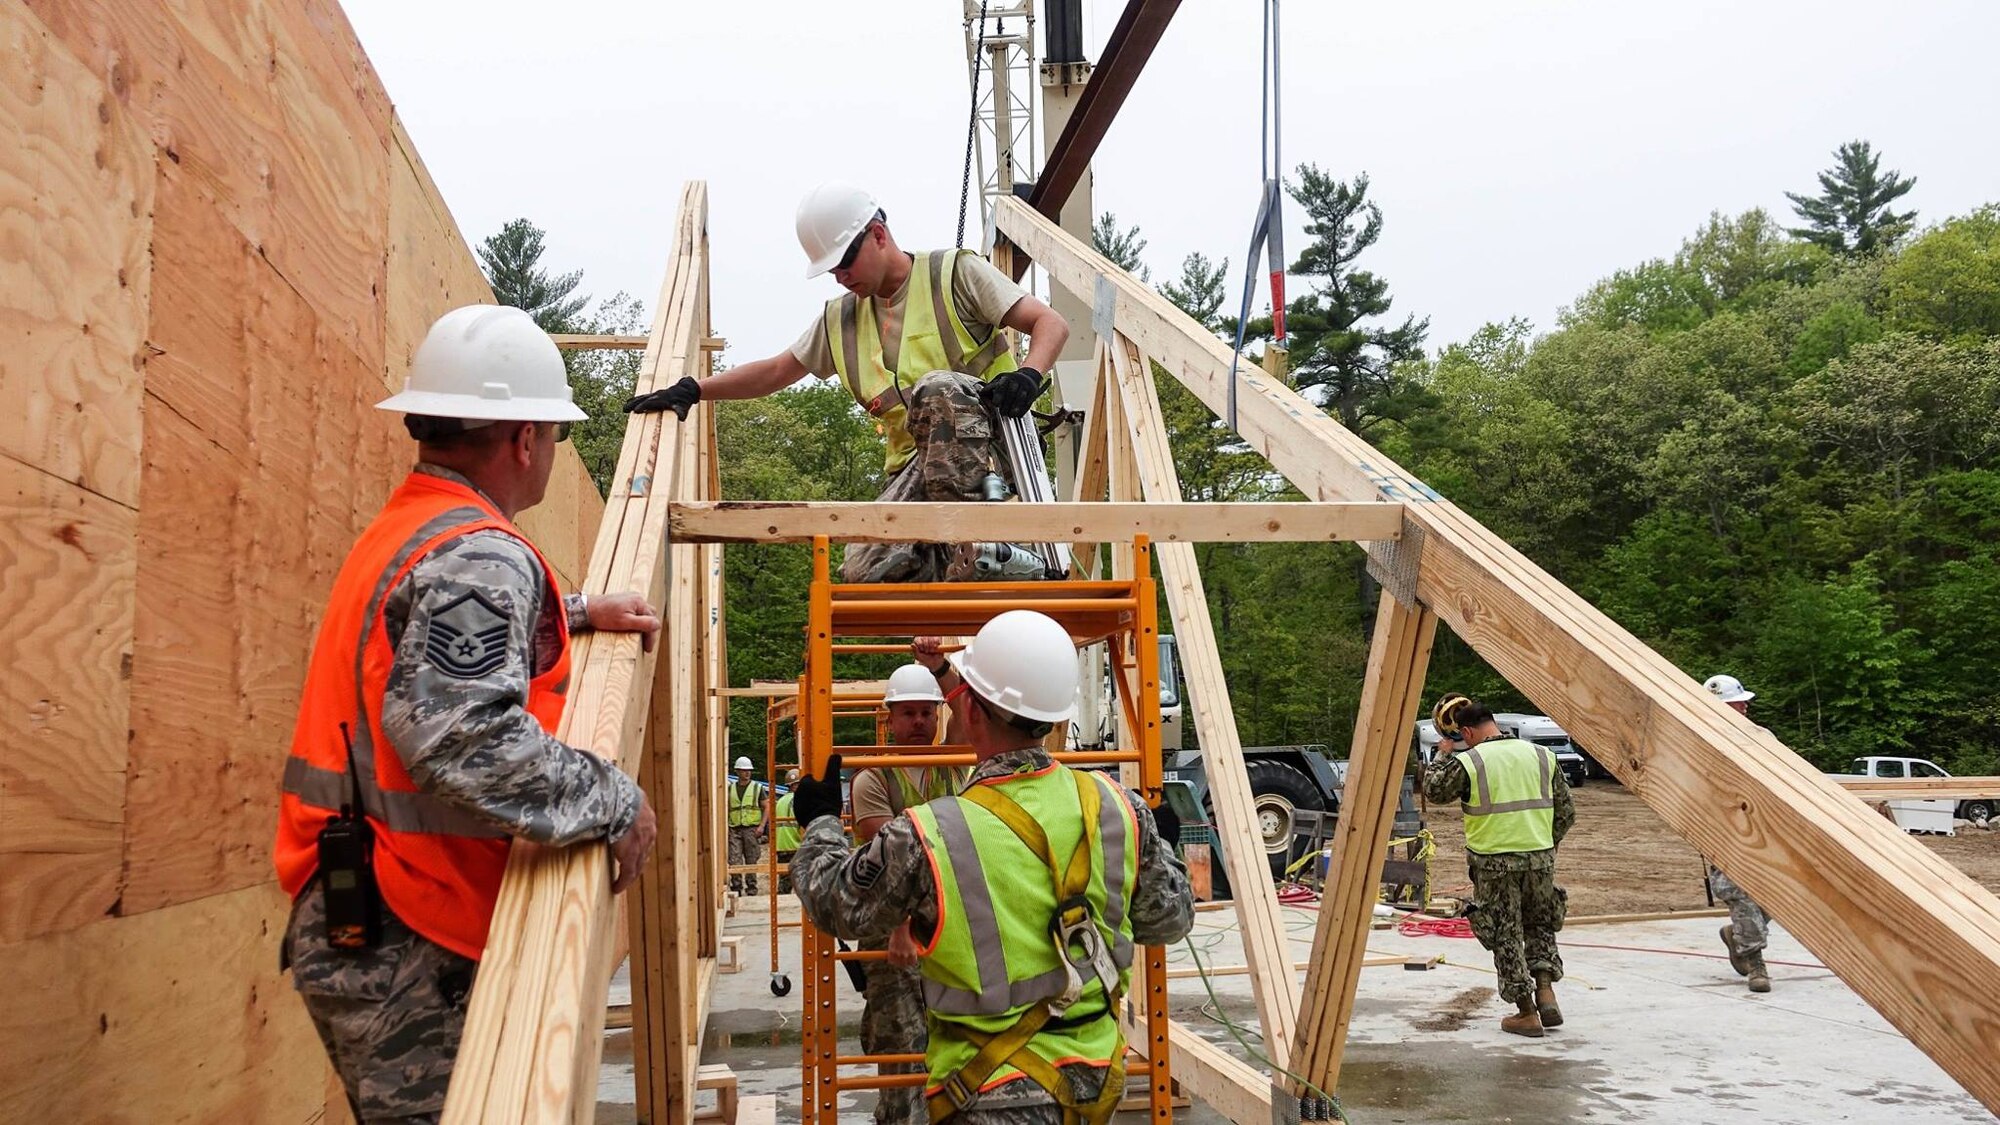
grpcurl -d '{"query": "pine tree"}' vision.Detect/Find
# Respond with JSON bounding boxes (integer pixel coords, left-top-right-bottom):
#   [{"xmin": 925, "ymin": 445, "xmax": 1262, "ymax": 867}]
[
  {"xmin": 1260, "ymin": 166, "xmax": 1430, "ymax": 437},
  {"xmin": 478, "ymin": 218, "xmax": 590, "ymax": 332},
  {"xmin": 1091, "ymin": 212, "xmax": 1151, "ymax": 282},
  {"xmin": 1160, "ymin": 252, "xmax": 1229, "ymax": 333},
  {"xmin": 1785, "ymin": 140, "xmax": 1918, "ymax": 255}
]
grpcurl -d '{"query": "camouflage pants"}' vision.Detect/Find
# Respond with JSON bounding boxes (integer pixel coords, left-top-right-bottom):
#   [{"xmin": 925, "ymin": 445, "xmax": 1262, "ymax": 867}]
[
  {"xmin": 285, "ymin": 882, "xmax": 476, "ymax": 1124},
  {"xmin": 860, "ymin": 958, "xmax": 928, "ymax": 1125},
  {"xmin": 729, "ymin": 826, "xmax": 762, "ymax": 894},
  {"xmin": 1709, "ymin": 866, "xmax": 1770, "ymax": 957},
  {"xmin": 1466, "ymin": 858, "xmax": 1567, "ymax": 1006},
  {"xmin": 842, "ymin": 372, "xmax": 1015, "ymax": 585}
]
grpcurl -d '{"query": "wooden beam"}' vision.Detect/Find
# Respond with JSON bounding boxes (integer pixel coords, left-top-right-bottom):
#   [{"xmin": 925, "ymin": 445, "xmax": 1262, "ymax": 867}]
[
  {"xmin": 667, "ymin": 500, "xmax": 1402, "ymax": 545},
  {"xmin": 1106, "ymin": 332, "xmax": 1302, "ymax": 1068},
  {"xmin": 998, "ymin": 195, "xmax": 2000, "ymax": 1114},
  {"xmin": 1838, "ymin": 778, "xmax": 2000, "ymax": 801},
  {"xmin": 443, "ymin": 182, "xmax": 711, "ymax": 1125},
  {"xmin": 1122, "ymin": 1015, "xmax": 1271, "ymax": 1125},
  {"xmin": 1291, "ymin": 594, "xmax": 1437, "ymax": 1101},
  {"xmin": 551, "ymin": 333, "xmax": 648, "ymax": 350}
]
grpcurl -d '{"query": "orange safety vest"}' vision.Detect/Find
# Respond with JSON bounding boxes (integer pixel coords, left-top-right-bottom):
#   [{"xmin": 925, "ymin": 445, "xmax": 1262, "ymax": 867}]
[{"xmin": 273, "ymin": 470, "xmax": 571, "ymax": 960}]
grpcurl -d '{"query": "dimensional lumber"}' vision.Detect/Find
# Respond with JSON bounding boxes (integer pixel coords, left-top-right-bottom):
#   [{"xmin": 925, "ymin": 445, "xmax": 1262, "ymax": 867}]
[
  {"xmin": 667, "ymin": 500, "xmax": 1403, "ymax": 544},
  {"xmin": 1120, "ymin": 1014, "xmax": 1271, "ymax": 1125},
  {"xmin": 1292, "ymin": 594, "xmax": 1437, "ymax": 1098},
  {"xmin": 1105, "ymin": 331, "xmax": 1302, "ymax": 1067},
  {"xmin": 1838, "ymin": 779, "xmax": 2000, "ymax": 801},
  {"xmin": 441, "ymin": 183, "xmax": 711, "ymax": 1124},
  {"xmin": 2, "ymin": 2, "xmax": 604, "ymax": 1121},
  {"xmin": 997, "ymin": 195, "xmax": 2000, "ymax": 1112}
]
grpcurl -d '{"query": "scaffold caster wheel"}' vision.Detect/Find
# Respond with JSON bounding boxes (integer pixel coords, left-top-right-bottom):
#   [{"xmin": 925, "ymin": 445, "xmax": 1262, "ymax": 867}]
[{"xmin": 771, "ymin": 973, "xmax": 792, "ymax": 997}]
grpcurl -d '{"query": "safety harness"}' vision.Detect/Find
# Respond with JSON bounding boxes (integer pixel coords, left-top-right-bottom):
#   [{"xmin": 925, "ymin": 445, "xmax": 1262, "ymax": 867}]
[{"xmin": 925, "ymin": 770, "xmax": 1127, "ymax": 1125}]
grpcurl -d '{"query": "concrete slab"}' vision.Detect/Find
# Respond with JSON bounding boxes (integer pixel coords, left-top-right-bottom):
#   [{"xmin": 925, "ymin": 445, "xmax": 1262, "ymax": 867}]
[{"xmin": 597, "ymin": 895, "xmax": 1994, "ymax": 1123}]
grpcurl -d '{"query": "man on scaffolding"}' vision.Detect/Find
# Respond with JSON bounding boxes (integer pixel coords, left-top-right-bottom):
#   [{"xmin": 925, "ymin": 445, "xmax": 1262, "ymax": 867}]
[
  {"xmin": 791, "ymin": 612, "xmax": 1193, "ymax": 1123},
  {"xmin": 622, "ymin": 182, "xmax": 1070, "ymax": 584}
]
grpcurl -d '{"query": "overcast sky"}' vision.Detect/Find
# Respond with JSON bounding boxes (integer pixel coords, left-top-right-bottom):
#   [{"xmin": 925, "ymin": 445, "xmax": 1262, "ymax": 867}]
[{"xmin": 344, "ymin": 0, "xmax": 1998, "ymax": 366}]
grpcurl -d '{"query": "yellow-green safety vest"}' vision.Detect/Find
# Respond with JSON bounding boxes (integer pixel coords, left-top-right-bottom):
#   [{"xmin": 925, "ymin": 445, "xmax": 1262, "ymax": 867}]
[
  {"xmin": 773, "ymin": 792, "xmax": 801, "ymax": 852},
  {"xmin": 1459, "ymin": 738, "xmax": 1558, "ymax": 855},
  {"xmin": 824, "ymin": 249, "xmax": 1019, "ymax": 474},
  {"xmin": 890, "ymin": 765, "xmax": 970, "ymax": 812},
  {"xmin": 728, "ymin": 781, "xmax": 765, "ymax": 828},
  {"xmin": 906, "ymin": 764, "xmax": 1138, "ymax": 1121}
]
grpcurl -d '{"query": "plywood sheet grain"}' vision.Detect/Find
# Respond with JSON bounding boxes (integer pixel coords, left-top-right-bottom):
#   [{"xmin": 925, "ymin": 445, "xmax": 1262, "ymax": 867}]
[
  {"xmin": 0, "ymin": 881, "xmax": 331, "ymax": 1123},
  {"xmin": 0, "ymin": 456, "xmax": 138, "ymax": 943},
  {"xmin": 0, "ymin": 1, "xmax": 151, "ymax": 506}
]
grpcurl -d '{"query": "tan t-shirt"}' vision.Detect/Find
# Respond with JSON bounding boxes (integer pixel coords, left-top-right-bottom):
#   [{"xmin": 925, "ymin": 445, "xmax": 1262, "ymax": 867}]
[
  {"xmin": 788, "ymin": 251, "xmax": 1029, "ymax": 378},
  {"xmin": 850, "ymin": 765, "xmax": 965, "ymax": 825}
]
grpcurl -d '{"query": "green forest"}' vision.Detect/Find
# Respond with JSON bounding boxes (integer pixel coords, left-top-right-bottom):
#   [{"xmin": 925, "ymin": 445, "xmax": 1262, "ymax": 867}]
[{"xmin": 486, "ymin": 141, "xmax": 2000, "ymax": 776}]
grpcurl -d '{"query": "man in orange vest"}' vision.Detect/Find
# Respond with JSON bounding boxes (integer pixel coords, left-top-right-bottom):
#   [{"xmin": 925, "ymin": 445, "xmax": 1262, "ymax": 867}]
[{"xmin": 273, "ymin": 304, "xmax": 661, "ymax": 1123}]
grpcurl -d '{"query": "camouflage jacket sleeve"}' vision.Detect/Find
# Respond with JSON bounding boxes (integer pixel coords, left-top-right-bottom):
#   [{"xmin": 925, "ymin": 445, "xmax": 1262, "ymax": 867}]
[
  {"xmin": 1124, "ymin": 786, "xmax": 1195, "ymax": 946},
  {"xmin": 380, "ymin": 530, "xmax": 642, "ymax": 848},
  {"xmin": 1422, "ymin": 753, "xmax": 1470, "ymax": 805},
  {"xmin": 1551, "ymin": 766, "xmax": 1575, "ymax": 846},
  {"xmin": 791, "ymin": 814, "xmax": 935, "ymax": 945}
]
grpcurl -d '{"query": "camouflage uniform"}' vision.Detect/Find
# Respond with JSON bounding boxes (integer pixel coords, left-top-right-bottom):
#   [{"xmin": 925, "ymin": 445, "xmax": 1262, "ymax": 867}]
[
  {"xmin": 793, "ymin": 748, "xmax": 1194, "ymax": 1123},
  {"xmin": 1423, "ymin": 752, "xmax": 1575, "ymax": 1007},
  {"xmin": 1708, "ymin": 865, "xmax": 1771, "ymax": 958},
  {"xmin": 729, "ymin": 822, "xmax": 763, "ymax": 895},
  {"xmin": 841, "ymin": 372, "xmax": 1018, "ymax": 585},
  {"xmin": 287, "ymin": 463, "xmax": 642, "ymax": 1123}
]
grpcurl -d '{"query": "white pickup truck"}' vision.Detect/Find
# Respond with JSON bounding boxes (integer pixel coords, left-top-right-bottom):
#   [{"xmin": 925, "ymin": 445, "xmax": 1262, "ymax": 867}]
[{"xmin": 1834, "ymin": 756, "xmax": 1994, "ymax": 834}]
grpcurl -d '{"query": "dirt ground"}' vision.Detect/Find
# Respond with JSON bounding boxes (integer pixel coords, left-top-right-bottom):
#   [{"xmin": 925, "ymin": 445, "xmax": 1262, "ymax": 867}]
[{"xmin": 1417, "ymin": 779, "xmax": 2000, "ymax": 917}]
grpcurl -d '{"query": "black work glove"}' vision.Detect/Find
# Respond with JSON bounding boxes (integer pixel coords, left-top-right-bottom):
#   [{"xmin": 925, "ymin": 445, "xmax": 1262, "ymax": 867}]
[
  {"xmin": 791, "ymin": 754, "xmax": 845, "ymax": 829},
  {"xmin": 1150, "ymin": 801, "xmax": 1181, "ymax": 850},
  {"xmin": 623, "ymin": 375, "xmax": 702, "ymax": 420},
  {"xmin": 981, "ymin": 367, "xmax": 1046, "ymax": 419}
]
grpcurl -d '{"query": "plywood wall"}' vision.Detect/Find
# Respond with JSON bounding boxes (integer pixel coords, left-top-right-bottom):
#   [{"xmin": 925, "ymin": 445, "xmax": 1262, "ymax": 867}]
[{"xmin": 0, "ymin": 1, "xmax": 603, "ymax": 1118}]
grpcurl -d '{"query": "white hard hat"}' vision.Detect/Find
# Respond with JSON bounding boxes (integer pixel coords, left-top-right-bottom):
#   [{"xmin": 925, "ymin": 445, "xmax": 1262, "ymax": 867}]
[
  {"xmin": 734, "ymin": 756, "xmax": 754, "ymax": 771},
  {"xmin": 1703, "ymin": 674, "xmax": 1755, "ymax": 704},
  {"xmin": 952, "ymin": 610, "xmax": 1079, "ymax": 724},
  {"xmin": 796, "ymin": 181, "xmax": 880, "ymax": 278},
  {"xmin": 377, "ymin": 304, "xmax": 587, "ymax": 423},
  {"xmin": 883, "ymin": 663, "xmax": 945, "ymax": 704}
]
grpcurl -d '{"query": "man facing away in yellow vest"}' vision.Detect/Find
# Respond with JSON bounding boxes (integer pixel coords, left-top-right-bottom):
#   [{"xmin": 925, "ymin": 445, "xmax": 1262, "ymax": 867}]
[
  {"xmin": 1422, "ymin": 694, "xmax": 1576, "ymax": 1037},
  {"xmin": 790, "ymin": 612, "xmax": 1193, "ymax": 1123},
  {"xmin": 623, "ymin": 182, "xmax": 1071, "ymax": 584}
]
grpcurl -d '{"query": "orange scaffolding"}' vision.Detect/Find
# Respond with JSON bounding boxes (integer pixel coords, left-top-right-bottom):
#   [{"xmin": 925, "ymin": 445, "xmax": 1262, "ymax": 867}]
[{"xmin": 797, "ymin": 534, "xmax": 1174, "ymax": 1125}]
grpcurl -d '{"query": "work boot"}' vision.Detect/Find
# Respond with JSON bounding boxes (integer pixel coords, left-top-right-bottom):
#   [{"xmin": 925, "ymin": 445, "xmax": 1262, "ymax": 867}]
[
  {"xmin": 1534, "ymin": 972, "xmax": 1563, "ymax": 1028},
  {"xmin": 1500, "ymin": 999, "xmax": 1545, "ymax": 1038},
  {"xmin": 1721, "ymin": 924, "xmax": 1752, "ymax": 977},
  {"xmin": 1747, "ymin": 956, "xmax": 1771, "ymax": 994}
]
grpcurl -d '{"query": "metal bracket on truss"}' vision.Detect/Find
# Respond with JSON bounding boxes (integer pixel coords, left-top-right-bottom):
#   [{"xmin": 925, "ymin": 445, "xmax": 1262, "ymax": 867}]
[
  {"xmin": 1092, "ymin": 274, "xmax": 1119, "ymax": 341},
  {"xmin": 1364, "ymin": 518, "xmax": 1424, "ymax": 609}
]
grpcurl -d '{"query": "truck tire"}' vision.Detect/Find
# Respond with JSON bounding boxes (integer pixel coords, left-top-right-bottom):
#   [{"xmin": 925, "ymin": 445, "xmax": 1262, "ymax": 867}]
[
  {"xmin": 1962, "ymin": 799, "xmax": 1994, "ymax": 823},
  {"xmin": 1246, "ymin": 760, "xmax": 1326, "ymax": 881}
]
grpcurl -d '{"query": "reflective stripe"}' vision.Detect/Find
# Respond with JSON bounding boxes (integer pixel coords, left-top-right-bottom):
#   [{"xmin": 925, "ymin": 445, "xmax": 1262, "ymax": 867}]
[
  {"xmin": 927, "ymin": 252, "xmax": 966, "ymax": 369},
  {"xmin": 1463, "ymin": 797, "xmax": 1557, "ymax": 816},
  {"xmin": 283, "ymin": 756, "xmax": 507, "ymax": 838},
  {"xmin": 1091, "ymin": 774, "xmax": 1135, "ymax": 970},
  {"xmin": 924, "ymin": 796, "xmax": 1012, "ymax": 1015},
  {"xmin": 834, "ymin": 297, "xmax": 866, "ymax": 408}
]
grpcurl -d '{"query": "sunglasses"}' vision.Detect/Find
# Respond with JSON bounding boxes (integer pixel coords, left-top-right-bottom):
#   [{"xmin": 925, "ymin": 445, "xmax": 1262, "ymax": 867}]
[
  {"xmin": 552, "ymin": 421, "xmax": 573, "ymax": 443},
  {"xmin": 834, "ymin": 224, "xmax": 873, "ymax": 273}
]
